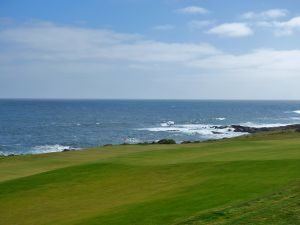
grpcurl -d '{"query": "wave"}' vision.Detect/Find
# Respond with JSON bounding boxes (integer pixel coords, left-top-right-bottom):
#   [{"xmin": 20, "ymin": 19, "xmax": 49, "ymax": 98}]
[
  {"xmin": 30, "ymin": 144, "xmax": 78, "ymax": 154},
  {"xmin": 160, "ymin": 121, "xmax": 175, "ymax": 127},
  {"xmin": 239, "ymin": 122, "xmax": 292, "ymax": 128},
  {"xmin": 293, "ymin": 110, "xmax": 300, "ymax": 114},
  {"xmin": 139, "ymin": 120, "xmax": 299, "ymax": 139},
  {"xmin": 124, "ymin": 137, "xmax": 141, "ymax": 144},
  {"xmin": 1, "ymin": 144, "xmax": 79, "ymax": 156},
  {"xmin": 0, "ymin": 151, "xmax": 16, "ymax": 156},
  {"xmin": 139, "ymin": 124, "xmax": 245, "ymax": 139},
  {"xmin": 216, "ymin": 117, "xmax": 226, "ymax": 121}
]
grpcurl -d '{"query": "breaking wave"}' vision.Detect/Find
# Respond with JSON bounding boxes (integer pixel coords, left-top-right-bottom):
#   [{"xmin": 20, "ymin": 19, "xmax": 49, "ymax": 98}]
[
  {"xmin": 239, "ymin": 122, "xmax": 292, "ymax": 128},
  {"xmin": 139, "ymin": 123, "xmax": 245, "ymax": 139},
  {"xmin": 139, "ymin": 120, "xmax": 298, "ymax": 140},
  {"xmin": 124, "ymin": 137, "xmax": 141, "ymax": 144},
  {"xmin": 30, "ymin": 144, "xmax": 79, "ymax": 154},
  {"xmin": 160, "ymin": 121, "xmax": 175, "ymax": 127}
]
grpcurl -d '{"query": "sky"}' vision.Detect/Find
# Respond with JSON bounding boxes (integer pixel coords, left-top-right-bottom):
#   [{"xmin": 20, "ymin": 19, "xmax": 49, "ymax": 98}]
[{"xmin": 1, "ymin": 0, "xmax": 300, "ymax": 99}]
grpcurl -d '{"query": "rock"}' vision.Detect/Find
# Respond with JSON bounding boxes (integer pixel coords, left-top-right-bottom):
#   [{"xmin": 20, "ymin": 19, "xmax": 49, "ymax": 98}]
[
  {"xmin": 212, "ymin": 125, "xmax": 228, "ymax": 129},
  {"xmin": 157, "ymin": 139, "xmax": 176, "ymax": 144},
  {"xmin": 231, "ymin": 124, "xmax": 300, "ymax": 134},
  {"xmin": 231, "ymin": 125, "xmax": 260, "ymax": 133}
]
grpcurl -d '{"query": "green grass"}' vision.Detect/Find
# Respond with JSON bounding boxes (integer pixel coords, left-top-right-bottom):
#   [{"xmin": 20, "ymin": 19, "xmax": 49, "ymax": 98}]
[
  {"xmin": 177, "ymin": 181, "xmax": 300, "ymax": 225},
  {"xmin": 0, "ymin": 131, "xmax": 300, "ymax": 225}
]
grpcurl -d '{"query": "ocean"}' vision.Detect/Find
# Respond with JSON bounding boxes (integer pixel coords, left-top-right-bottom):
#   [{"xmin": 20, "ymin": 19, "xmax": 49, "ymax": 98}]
[{"xmin": 1, "ymin": 99, "xmax": 300, "ymax": 155}]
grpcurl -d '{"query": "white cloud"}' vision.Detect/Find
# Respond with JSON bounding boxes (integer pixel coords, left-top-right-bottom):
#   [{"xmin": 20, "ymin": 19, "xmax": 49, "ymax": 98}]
[
  {"xmin": 207, "ymin": 23, "xmax": 253, "ymax": 37},
  {"xmin": 262, "ymin": 9, "xmax": 288, "ymax": 18},
  {"xmin": 188, "ymin": 49, "xmax": 300, "ymax": 72},
  {"xmin": 188, "ymin": 20, "xmax": 213, "ymax": 29},
  {"xmin": 256, "ymin": 16, "xmax": 300, "ymax": 36},
  {"xmin": 2, "ymin": 21, "xmax": 300, "ymax": 99},
  {"xmin": 0, "ymin": 22, "xmax": 219, "ymax": 64},
  {"xmin": 242, "ymin": 9, "xmax": 288, "ymax": 20},
  {"xmin": 274, "ymin": 16, "xmax": 300, "ymax": 36},
  {"xmin": 279, "ymin": 16, "xmax": 300, "ymax": 28},
  {"xmin": 176, "ymin": 6, "xmax": 208, "ymax": 15},
  {"xmin": 152, "ymin": 24, "xmax": 175, "ymax": 31},
  {"xmin": 2, "ymin": 21, "xmax": 300, "ymax": 73}
]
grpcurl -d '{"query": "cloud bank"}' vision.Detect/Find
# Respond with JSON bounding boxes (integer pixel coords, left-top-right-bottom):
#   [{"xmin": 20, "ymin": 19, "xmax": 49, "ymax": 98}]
[{"xmin": 1, "ymin": 21, "xmax": 300, "ymax": 99}]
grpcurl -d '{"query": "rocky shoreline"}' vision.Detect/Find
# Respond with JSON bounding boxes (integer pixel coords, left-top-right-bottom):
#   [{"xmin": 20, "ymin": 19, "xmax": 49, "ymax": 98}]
[
  {"xmin": 229, "ymin": 124, "xmax": 300, "ymax": 133},
  {"xmin": 2, "ymin": 124, "xmax": 300, "ymax": 157}
]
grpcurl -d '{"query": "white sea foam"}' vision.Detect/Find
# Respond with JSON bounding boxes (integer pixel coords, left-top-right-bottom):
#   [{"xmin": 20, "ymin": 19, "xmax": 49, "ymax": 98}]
[
  {"xmin": 216, "ymin": 117, "xmax": 226, "ymax": 121},
  {"xmin": 160, "ymin": 121, "xmax": 175, "ymax": 127},
  {"xmin": 0, "ymin": 151, "xmax": 13, "ymax": 156},
  {"xmin": 124, "ymin": 137, "xmax": 141, "ymax": 144},
  {"xmin": 30, "ymin": 144, "xmax": 78, "ymax": 154},
  {"xmin": 139, "ymin": 124, "xmax": 245, "ymax": 139},
  {"xmin": 239, "ymin": 122, "xmax": 291, "ymax": 128},
  {"xmin": 293, "ymin": 110, "xmax": 300, "ymax": 114},
  {"xmin": 0, "ymin": 144, "xmax": 80, "ymax": 156},
  {"xmin": 139, "ymin": 120, "xmax": 299, "ymax": 140}
]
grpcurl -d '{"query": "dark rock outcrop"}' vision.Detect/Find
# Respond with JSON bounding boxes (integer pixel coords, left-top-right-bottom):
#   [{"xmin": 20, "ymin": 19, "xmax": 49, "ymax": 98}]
[
  {"xmin": 231, "ymin": 124, "xmax": 300, "ymax": 133},
  {"xmin": 157, "ymin": 139, "xmax": 176, "ymax": 144}
]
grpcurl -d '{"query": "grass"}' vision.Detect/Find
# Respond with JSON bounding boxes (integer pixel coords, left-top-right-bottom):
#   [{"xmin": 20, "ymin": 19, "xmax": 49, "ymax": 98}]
[
  {"xmin": 177, "ymin": 181, "xmax": 300, "ymax": 225},
  {"xmin": 0, "ymin": 131, "xmax": 300, "ymax": 225}
]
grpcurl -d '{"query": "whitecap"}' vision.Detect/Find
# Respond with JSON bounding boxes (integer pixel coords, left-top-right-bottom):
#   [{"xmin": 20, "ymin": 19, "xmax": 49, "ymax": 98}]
[
  {"xmin": 293, "ymin": 110, "xmax": 300, "ymax": 114},
  {"xmin": 139, "ymin": 124, "xmax": 245, "ymax": 139},
  {"xmin": 216, "ymin": 117, "xmax": 226, "ymax": 121},
  {"xmin": 0, "ymin": 151, "xmax": 13, "ymax": 156},
  {"xmin": 30, "ymin": 144, "xmax": 78, "ymax": 154},
  {"xmin": 160, "ymin": 121, "xmax": 175, "ymax": 127},
  {"xmin": 239, "ymin": 122, "xmax": 292, "ymax": 128},
  {"xmin": 124, "ymin": 137, "xmax": 141, "ymax": 144}
]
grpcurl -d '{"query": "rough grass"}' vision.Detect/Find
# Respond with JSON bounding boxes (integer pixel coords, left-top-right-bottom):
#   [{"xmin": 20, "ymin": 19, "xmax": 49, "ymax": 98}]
[
  {"xmin": 177, "ymin": 181, "xmax": 300, "ymax": 225},
  {"xmin": 0, "ymin": 131, "xmax": 300, "ymax": 225}
]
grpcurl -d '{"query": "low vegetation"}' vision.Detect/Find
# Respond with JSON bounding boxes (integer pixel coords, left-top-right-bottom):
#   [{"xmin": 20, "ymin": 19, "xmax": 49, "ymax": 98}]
[{"xmin": 0, "ymin": 130, "xmax": 300, "ymax": 225}]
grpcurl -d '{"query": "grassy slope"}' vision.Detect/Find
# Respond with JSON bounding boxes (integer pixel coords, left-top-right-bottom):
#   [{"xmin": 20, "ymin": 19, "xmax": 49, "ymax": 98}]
[{"xmin": 0, "ymin": 131, "xmax": 300, "ymax": 225}]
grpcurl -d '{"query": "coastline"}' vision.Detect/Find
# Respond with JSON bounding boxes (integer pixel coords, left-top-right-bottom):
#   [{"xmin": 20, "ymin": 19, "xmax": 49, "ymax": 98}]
[
  {"xmin": 2, "ymin": 123, "xmax": 300, "ymax": 157},
  {"xmin": 1, "ymin": 128, "xmax": 300, "ymax": 225}
]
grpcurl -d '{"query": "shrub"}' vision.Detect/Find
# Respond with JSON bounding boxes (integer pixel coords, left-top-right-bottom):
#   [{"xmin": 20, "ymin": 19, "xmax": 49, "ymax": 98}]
[{"xmin": 157, "ymin": 139, "xmax": 176, "ymax": 144}]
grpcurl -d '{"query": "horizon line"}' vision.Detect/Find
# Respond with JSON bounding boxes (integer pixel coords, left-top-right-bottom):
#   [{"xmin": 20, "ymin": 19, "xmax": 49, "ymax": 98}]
[{"xmin": 1, "ymin": 98, "xmax": 300, "ymax": 101}]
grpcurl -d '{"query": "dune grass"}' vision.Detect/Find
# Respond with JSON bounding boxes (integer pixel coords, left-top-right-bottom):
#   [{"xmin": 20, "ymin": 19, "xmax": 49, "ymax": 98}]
[{"xmin": 0, "ymin": 131, "xmax": 300, "ymax": 225}]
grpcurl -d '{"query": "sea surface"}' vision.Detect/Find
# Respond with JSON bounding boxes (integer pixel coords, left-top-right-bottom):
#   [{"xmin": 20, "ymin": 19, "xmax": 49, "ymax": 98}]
[{"xmin": 1, "ymin": 99, "xmax": 300, "ymax": 155}]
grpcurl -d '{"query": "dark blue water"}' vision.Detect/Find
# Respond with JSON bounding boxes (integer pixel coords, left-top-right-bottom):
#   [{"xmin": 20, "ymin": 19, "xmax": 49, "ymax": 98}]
[{"xmin": 1, "ymin": 100, "xmax": 300, "ymax": 155}]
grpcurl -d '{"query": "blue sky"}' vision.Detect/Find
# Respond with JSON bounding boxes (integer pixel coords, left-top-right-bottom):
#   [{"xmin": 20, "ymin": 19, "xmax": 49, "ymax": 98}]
[{"xmin": 1, "ymin": 0, "xmax": 300, "ymax": 99}]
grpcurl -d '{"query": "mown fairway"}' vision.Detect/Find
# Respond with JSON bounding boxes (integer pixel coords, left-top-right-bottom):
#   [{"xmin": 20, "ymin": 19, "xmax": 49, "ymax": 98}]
[{"xmin": 0, "ymin": 131, "xmax": 300, "ymax": 225}]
